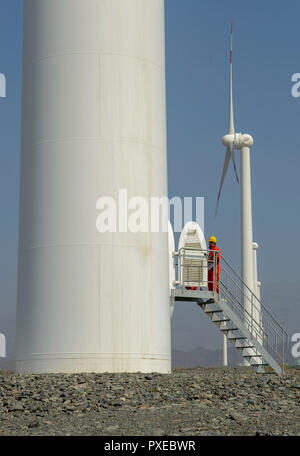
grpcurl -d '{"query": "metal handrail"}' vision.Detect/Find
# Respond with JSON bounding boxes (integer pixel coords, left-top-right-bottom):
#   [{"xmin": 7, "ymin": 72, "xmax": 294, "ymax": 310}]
[
  {"xmin": 220, "ymin": 277, "xmax": 264, "ymax": 338},
  {"xmin": 174, "ymin": 248, "xmax": 288, "ymax": 370},
  {"xmin": 220, "ymin": 266, "xmax": 282, "ymax": 344},
  {"xmin": 221, "ymin": 254, "xmax": 287, "ymax": 334},
  {"xmin": 219, "ymin": 258, "xmax": 288, "ymax": 368},
  {"xmin": 221, "ymin": 264, "xmax": 261, "ymax": 315}
]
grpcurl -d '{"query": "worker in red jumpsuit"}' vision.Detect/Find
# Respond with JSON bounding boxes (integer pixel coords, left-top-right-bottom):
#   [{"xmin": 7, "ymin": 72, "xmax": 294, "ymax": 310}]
[{"xmin": 207, "ymin": 236, "xmax": 221, "ymax": 294}]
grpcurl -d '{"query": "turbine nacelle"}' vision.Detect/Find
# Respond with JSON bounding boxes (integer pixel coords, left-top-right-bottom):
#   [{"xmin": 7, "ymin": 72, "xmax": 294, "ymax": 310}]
[
  {"xmin": 239, "ymin": 134, "xmax": 254, "ymax": 149},
  {"xmin": 222, "ymin": 133, "xmax": 253, "ymax": 150}
]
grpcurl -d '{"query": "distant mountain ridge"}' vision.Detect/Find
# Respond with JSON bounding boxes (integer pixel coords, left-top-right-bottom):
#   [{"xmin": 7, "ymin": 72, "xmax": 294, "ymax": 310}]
[
  {"xmin": 172, "ymin": 342, "xmax": 296, "ymax": 368},
  {"xmin": 172, "ymin": 346, "xmax": 243, "ymax": 368},
  {"xmin": 0, "ymin": 344, "xmax": 296, "ymax": 372}
]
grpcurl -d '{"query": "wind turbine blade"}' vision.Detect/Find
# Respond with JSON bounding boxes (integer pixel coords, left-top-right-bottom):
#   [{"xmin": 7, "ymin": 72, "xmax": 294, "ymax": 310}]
[
  {"xmin": 215, "ymin": 147, "xmax": 231, "ymax": 215},
  {"xmin": 228, "ymin": 23, "xmax": 234, "ymax": 135},
  {"xmin": 228, "ymin": 24, "xmax": 239, "ymax": 183},
  {"xmin": 229, "ymin": 141, "xmax": 239, "ymax": 183}
]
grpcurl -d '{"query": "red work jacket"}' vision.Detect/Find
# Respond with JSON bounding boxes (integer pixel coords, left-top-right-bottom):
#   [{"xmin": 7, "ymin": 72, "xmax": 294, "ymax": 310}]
[{"xmin": 208, "ymin": 245, "xmax": 221, "ymax": 278}]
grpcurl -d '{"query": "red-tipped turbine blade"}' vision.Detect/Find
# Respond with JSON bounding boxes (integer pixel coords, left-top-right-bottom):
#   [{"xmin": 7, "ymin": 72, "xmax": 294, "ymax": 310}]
[
  {"xmin": 228, "ymin": 23, "xmax": 239, "ymax": 182},
  {"xmin": 228, "ymin": 22, "xmax": 234, "ymax": 135}
]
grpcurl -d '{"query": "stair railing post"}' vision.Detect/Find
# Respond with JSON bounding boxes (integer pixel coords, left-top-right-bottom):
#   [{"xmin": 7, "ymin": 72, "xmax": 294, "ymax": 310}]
[
  {"xmin": 251, "ymin": 292, "xmax": 253, "ymax": 339},
  {"xmin": 179, "ymin": 250, "xmax": 182, "ymax": 289},
  {"xmin": 214, "ymin": 251, "xmax": 216, "ymax": 294},
  {"xmin": 223, "ymin": 333, "xmax": 228, "ymax": 367},
  {"xmin": 212, "ymin": 251, "xmax": 215, "ymax": 294},
  {"xmin": 282, "ymin": 329, "xmax": 285, "ymax": 374},
  {"xmin": 275, "ymin": 331, "xmax": 277, "ymax": 360},
  {"xmin": 187, "ymin": 250, "xmax": 190, "ymax": 285}
]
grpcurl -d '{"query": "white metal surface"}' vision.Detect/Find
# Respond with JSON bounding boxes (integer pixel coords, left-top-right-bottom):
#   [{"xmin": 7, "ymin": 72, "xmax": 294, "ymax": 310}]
[
  {"xmin": 16, "ymin": 0, "xmax": 171, "ymax": 373},
  {"xmin": 240, "ymin": 144, "xmax": 254, "ymax": 294},
  {"xmin": 252, "ymin": 242, "xmax": 259, "ymax": 296},
  {"xmin": 178, "ymin": 222, "xmax": 207, "ymax": 288},
  {"xmin": 240, "ymin": 142, "xmax": 254, "ymax": 365},
  {"xmin": 240, "ymin": 140, "xmax": 265, "ymax": 351},
  {"xmin": 257, "ymin": 281, "xmax": 261, "ymax": 301},
  {"xmin": 223, "ymin": 335, "xmax": 228, "ymax": 366},
  {"xmin": 252, "ymin": 242, "xmax": 262, "ymax": 346}
]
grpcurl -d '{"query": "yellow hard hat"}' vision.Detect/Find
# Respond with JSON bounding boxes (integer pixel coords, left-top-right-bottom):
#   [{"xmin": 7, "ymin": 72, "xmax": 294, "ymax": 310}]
[{"xmin": 209, "ymin": 236, "xmax": 217, "ymax": 244}]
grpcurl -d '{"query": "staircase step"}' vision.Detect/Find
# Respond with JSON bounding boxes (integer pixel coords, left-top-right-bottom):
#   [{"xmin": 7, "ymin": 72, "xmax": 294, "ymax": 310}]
[
  {"xmin": 244, "ymin": 354, "xmax": 263, "ymax": 359},
  {"xmin": 202, "ymin": 304, "xmax": 214, "ymax": 311},
  {"xmin": 205, "ymin": 309, "xmax": 223, "ymax": 313},
  {"xmin": 199, "ymin": 289, "xmax": 284, "ymax": 374},
  {"xmin": 221, "ymin": 328, "xmax": 239, "ymax": 334},
  {"xmin": 205, "ymin": 311, "xmax": 223, "ymax": 317}
]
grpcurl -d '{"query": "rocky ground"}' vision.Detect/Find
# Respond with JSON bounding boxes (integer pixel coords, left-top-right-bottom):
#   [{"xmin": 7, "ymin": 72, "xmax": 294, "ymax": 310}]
[{"xmin": 0, "ymin": 366, "xmax": 299, "ymax": 436}]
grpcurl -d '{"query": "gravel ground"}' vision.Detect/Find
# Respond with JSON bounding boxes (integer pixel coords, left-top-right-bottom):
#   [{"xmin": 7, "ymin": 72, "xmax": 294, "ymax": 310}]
[{"xmin": 0, "ymin": 366, "xmax": 299, "ymax": 436}]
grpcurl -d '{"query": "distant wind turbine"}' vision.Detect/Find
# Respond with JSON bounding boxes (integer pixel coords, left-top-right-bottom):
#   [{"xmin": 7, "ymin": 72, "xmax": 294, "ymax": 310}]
[
  {"xmin": 215, "ymin": 23, "xmax": 239, "ymax": 217},
  {"xmin": 216, "ymin": 24, "xmax": 257, "ymax": 364}
]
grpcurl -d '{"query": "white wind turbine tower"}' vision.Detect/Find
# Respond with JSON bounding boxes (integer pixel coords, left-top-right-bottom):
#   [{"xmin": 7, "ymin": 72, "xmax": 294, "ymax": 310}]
[
  {"xmin": 16, "ymin": 0, "xmax": 171, "ymax": 374},
  {"xmin": 216, "ymin": 24, "xmax": 258, "ymax": 365}
]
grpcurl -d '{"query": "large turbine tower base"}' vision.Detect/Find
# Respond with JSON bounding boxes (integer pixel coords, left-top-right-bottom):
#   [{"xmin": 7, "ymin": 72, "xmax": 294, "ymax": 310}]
[{"xmin": 16, "ymin": 0, "xmax": 171, "ymax": 374}]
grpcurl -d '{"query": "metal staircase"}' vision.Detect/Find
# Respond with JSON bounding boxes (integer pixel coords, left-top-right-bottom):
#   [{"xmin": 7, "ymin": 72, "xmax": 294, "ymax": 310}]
[{"xmin": 171, "ymin": 248, "xmax": 288, "ymax": 375}]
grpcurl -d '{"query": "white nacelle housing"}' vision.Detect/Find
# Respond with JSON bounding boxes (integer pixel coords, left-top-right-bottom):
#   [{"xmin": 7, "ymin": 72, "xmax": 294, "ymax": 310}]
[{"xmin": 178, "ymin": 222, "xmax": 207, "ymax": 288}]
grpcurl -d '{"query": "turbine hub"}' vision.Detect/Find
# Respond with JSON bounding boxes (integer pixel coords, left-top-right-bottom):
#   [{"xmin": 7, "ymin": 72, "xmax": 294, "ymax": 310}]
[
  {"xmin": 222, "ymin": 134, "xmax": 235, "ymax": 147},
  {"xmin": 222, "ymin": 133, "xmax": 243, "ymax": 148}
]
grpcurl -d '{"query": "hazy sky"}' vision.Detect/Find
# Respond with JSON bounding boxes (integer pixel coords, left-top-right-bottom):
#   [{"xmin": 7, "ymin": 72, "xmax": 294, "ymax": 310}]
[{"xmin": 0, "ymin": 0, "xmax": 299, "ymax": 357}]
